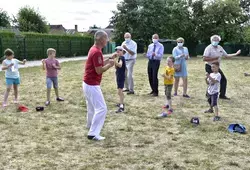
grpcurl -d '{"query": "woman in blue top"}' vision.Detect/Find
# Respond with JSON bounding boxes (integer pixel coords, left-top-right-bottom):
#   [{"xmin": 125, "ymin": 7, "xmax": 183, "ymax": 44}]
[{"xmin": 172, "ymin": 37, "xmax": 190, "ymax": 98}]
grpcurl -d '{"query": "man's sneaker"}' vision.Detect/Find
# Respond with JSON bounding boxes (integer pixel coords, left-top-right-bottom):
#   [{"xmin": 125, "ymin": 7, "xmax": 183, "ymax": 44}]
[
  {"xmin": 158, "ymin": 112, "xmax": 168, "ymax": 118},
  {"xmin": 56, "ymin": 97, "xmax": 64, "ymax": 101},
  {"xmin": 168, "ymin": 109, "xmax": 173, "ymax": 114},
  {"xmin": 87, "ymin": 135, "xmax": 105, "ymax": 141},
  {"xmin": 204, "ymin": 108, "xmax": 214, "ymax": 113},
  {"xmin": 116, "ymin": 107, "xmax": 124, "ymax": 113},
  {"xmin": 13, "ymin": 100, "xmax": 19, "ymax": 104},
  {"xmin": 45, "ymin": 101, "xmax": 50, "ymax": 106},
  {"xmin": 213, "ymin": 116, "xmax": 221, "ymax": 121},
  {"xmin": 127, "ymin": 91, "xmax": 135, "ymax": 95},
  {"xmin": 174, "ymin": 93, "xmax": 177, "ymax": 96},
  {"xmin": 123, "ymin": 89, "xmax": 129, "ymax": 92},
  {"xmin": 162, "ymin": 105, "xmax": 169, "ymax": 109},
  {"xmin": 219, "ymin": 96, "xmax": 230, "ymax": 100},
  {"xmin": 183, "ymin": 94, "xmax": 190, "ymax": 98}
]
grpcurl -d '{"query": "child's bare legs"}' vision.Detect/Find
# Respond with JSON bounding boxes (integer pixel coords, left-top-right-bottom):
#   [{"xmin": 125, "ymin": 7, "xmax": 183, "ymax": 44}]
[
  {"xmin": 116, "ymin": 88, "xmax": 124, "ymax": 113},
  {"xmin": 3, "ymin": 86, "xmax": 12, "ymax": 106},
  {"xmin": 182, "ymin": 77, "xmax": 188, "ymax": 95},
  {"xmin": 13, "ymin": 84, "xmax": 18, "ymax": 102},
  {"xmin": 174, "ymin": 77, "xmax": 180, "ymax": 94},
  {"xmin": 54, "ymin": 88, "xmax": 59, "ymax": 98},
  {"xmin": 47, "ymin": 88, "xmax": 51, "ymax": 102},
  {"xmin": 118, "ymin": 88, "xmax": 124, "ymax": 107},
  {"xmin": 214, "ymin": 106, "xmax": 219, "ymax": 116}
]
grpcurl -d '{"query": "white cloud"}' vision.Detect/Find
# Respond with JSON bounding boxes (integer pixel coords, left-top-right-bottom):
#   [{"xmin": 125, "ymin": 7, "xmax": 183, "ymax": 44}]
[{"xmin": 0, "ymin": 0, "xmax": 121, "ymax": 31}]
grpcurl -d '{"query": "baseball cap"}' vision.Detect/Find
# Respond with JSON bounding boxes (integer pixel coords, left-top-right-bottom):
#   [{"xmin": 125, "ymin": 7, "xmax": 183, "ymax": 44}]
[
  {"xmin": 228, "ymin": 124, "xmax": 246, "ymax": 134},
  {"xmin": 191, "ymin": 117, "xmax": 200, "ymax": 125},
  {"xmin": 115, "ymin": 46, "xmax": 126, "ymax": 52}
]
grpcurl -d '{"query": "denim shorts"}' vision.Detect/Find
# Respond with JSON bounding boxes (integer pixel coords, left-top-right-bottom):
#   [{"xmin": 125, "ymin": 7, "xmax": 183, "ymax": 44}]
[
  {"xmin": 208, "ymin": 92, "xmax": 219, "ymax": 107},
  {"xmin": 6, "ymin": 78, "xmax": 20, "ymax": 86},
  {"xmin": 46, "ymin": 77, "xmax": 58, "ymax": 89}
]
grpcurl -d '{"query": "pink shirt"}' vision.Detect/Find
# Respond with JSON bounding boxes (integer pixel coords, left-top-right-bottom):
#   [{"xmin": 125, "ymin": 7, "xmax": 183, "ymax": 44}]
[{"xmin": 45, "ymin": 58, "xmax": 59, "ymax": 77}]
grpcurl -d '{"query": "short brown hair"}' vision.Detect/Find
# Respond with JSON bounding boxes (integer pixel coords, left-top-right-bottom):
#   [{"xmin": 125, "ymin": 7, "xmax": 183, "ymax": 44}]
[
  {"xmin": 47, "ymin": 48, "xmax": 56, "ymax": 56},
  {"xmin": 168, "ymin": 56, "xmax": 175, "ymax": 63},
  {"xmin": 211, "ymin": 62, "xmax": 220, "ymax": 67},
  {"xmin": 4, "ymin": 48, "xmax": 14, "ymax": 57}
]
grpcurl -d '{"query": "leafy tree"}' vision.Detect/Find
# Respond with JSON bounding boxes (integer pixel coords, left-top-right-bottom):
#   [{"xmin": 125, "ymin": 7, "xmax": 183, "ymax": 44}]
[
  {"xmin": 0, "ymin": 9, "xmax": 10, "ymax": 27},
  {"xmin": 17, "ymin": 6, "xmax": 48, "ymax": 33},
  {"xmin": 89, "ymin": 24, "xmax": 101, "ymax": 29},
  {"xmin": 111, "ymin": 0, "xmax": 249, "ymax": 55}
]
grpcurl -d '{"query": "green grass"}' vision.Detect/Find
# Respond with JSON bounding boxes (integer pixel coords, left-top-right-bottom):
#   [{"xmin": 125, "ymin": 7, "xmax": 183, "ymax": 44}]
[{"xmin": 0, "ymin": 55, "xmax": 250, "ymax": 170}]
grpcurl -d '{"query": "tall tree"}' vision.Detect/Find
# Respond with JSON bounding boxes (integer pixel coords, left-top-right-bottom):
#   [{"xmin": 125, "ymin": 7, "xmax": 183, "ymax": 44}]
[
  {"xmin": 0, "ymin": 9, "xmax": 10, "ymax": 27},
  {"xmin": 111, "ymin": 0, "xmax": 250, "ymax": 54},
  {"xmin": 17, "ymin": 6, "xmax": 48, "ymax": 33}
]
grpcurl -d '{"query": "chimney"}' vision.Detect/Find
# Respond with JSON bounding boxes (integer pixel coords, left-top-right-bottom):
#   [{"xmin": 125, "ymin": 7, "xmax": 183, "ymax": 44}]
[{"xmin": 75, "ymin": 25, "xmax": 78, "ymax": 32}]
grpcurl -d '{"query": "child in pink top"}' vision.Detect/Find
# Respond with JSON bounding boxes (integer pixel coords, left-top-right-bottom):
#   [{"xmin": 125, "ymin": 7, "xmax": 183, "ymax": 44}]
[{"xmin": 42, "ymin": 48, "xmax": 64, "ymax": 106}]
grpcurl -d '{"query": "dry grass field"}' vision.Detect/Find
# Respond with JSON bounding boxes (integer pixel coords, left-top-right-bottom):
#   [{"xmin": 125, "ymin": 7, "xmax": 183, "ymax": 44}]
[{"xmin": 0, "ymin": 55, "xmax": 250, "ymax": 170}]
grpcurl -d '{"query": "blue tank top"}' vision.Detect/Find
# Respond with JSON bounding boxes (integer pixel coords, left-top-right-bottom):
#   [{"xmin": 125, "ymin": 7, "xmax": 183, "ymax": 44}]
[{"xmin": 116, "ymin": 56, "xmax": 126, "ymax": 79}]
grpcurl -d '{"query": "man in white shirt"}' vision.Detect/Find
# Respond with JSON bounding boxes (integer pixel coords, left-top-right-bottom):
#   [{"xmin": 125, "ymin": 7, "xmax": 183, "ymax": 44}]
[{"xmin": 122, "ymin": 32, "xmax": 137, "ymax": 95}]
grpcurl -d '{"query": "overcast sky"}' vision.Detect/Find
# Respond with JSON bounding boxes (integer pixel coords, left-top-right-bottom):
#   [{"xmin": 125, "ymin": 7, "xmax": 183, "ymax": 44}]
[{"xmin": 0, "ymin": 0, "xmax": 121, "ymax": 31}]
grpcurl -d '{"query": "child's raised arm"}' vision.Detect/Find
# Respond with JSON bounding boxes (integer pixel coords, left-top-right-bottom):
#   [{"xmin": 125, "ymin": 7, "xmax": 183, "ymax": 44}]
[
  {"xmin": 115, "ymin": 58, "xmax": 122, "ymax": 68},
  {"xmin": 52, "ymin": 61, "xmax": 61, "ymax": 70},
  {"xmin": 1, "ymin": 61, "xmax": 13, "ymax": 70},
  {"xmin": 41, "ymin": 59, "xmax": 46, "ymax": 70},
  {"xmin": 18, "ymin": 59, "xmax": 27, "ymax": 65}
]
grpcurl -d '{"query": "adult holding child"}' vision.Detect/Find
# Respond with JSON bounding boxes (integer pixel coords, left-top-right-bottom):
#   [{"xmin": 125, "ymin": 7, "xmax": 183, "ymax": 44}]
[
  {"xmin": 83, "ymin": 30, "xmax": 115, "ymax": 141},
  {"xmin": 172, "ymin": 37, "xmax": 190, "ymax": 98},
  {"xmin": 203, "ymin": 35, "xmax": 241, "ymax": 100},
  {"xmin": 122, "ymin": 32, "xmax": 137, "ymax": 95}
]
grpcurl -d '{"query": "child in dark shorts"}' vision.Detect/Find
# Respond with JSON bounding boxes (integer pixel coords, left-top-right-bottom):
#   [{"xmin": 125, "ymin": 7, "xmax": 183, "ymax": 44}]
[
  {"xmin": 205, "ymin": 62, "xmax": 221, "ymax": 121},
  {"xmin": 114, "ymin": 46, "xmax": 126, "ymax": 113}
]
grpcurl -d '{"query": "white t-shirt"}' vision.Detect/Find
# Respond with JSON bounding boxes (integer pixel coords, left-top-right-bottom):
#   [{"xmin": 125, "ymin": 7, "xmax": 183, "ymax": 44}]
[
  {"xmin": 203, "ymin": 44, "xmax": 228, "ymax": 66},
  {"xmin": 207, "ymin": 72, "xmax": 221, "ymax": 95}
]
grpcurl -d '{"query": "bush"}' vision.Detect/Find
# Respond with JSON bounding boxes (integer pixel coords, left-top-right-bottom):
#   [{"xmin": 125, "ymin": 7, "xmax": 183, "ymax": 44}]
[{"xmin": 0, "ymin": 31, "xmax": 94, "ymax": 60}]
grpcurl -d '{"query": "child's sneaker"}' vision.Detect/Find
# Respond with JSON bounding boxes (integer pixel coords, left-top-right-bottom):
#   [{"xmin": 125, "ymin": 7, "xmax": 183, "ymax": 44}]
[
  {"xmin": 87, "ymin": 135, "xmax": 105, "ymax": 141},
  {"xmin": 56, "ymin": 97, "xmax": 64, "ymax": 101},
  {"xmin": 183, "ymin": 94, "xmax": 190, "ymax": 98},
  {"xmin": 2, "ymin": 103, "xmax": 7, "ymax": 107},
  {"xmin": 158, "ymin": 112, "xmax": 168, "ymax": 118},
  {"xmin": 116, "ymin": 107, "xmax": 124, "ymax": 113},
  {"xmin": 204, "ymin": 108, "xmax": 214, "ymax": 113},
  {"xmin": 168, "ymin": 109, "xmax": 173, "ymax": 114},
  {"xmin": 45, "ymin": 101, "xmax": 50, "ymax": 106},
  {"xmin": 213, "ymin": 116, "xmax": 221, "ymax": 121},
  {"xmin": 162, "ymin": 105, "xmax": 169, "ymax": 109}
]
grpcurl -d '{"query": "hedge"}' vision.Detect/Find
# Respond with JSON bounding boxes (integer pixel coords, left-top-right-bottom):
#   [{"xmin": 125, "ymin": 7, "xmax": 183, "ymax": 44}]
[{"xmin": 0, "ymin": 31, "xmax": 94, "ymax": 60}]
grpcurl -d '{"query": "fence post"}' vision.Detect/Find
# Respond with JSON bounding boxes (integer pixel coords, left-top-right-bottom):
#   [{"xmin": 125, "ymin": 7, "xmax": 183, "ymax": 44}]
[
  {"xmin": 69, "ymin": 40, "xmax": 72, "ymax": 56},
  {"xmin": 42, "ymin": 39, "xmax": 44, "ymax": 58},
  {"xmin": 80, "ymin": 40, "xmax": 83, "ymax": 55},
  {"xmin": 57, "ymin": 39, "xmax": 59, "ymax": 56},
  {"xmin": 23, "ymin": 38, "xmax": 26, "ymax": 59},
  {"xmin": 0, "ymin": 37, "xmax": 2, "ymax": 57}
]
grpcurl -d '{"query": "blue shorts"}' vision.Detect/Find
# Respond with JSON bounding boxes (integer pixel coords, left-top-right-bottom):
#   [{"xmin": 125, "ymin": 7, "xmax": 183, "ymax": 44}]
[
  {"xmin": 46, "ymin": 77, "xmax": 58, "ymax": 89},
  {"xmin": 6, "ymin": 78, "xmax": 20, "ymax": 86},
  {"xmin": 208, "ymin": 92, "xmax": 219, "ymax": 107},
  {"xmin": 117, "ymin": 78, "xmax": 125, "ymax": 89}
]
